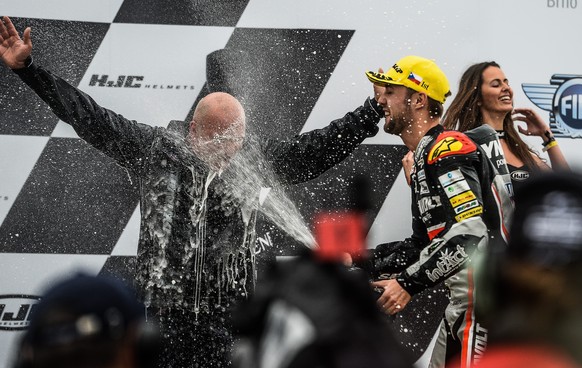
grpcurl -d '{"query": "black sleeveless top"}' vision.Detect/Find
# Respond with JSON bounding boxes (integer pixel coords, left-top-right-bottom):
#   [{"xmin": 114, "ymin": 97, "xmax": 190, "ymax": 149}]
[
  {"xmin": 496, "ymin": 130, "xmax": 538, "ymax": 193},
  {"xmin": 507, "ymin": 163, "xmax": 534, "ymax": 193}
]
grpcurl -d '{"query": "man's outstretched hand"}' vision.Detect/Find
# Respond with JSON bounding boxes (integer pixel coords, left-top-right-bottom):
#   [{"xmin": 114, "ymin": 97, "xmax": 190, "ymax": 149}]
[{"xmin": 0, "ymin": 16, "xmax": 32, "ymax": 69}]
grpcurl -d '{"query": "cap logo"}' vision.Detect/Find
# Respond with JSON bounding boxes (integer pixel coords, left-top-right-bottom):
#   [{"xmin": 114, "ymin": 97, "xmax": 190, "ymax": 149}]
[
  {"xmin": 408, "ymin": 72, "xmax": 430, "ymax": 91},
  {"xmin": 367, "ymin": 71, "xmax": 393, "ymax": 83},
  {"xmin": 392, "ymin": 63, "xmax": 403, "ymax": 74}
]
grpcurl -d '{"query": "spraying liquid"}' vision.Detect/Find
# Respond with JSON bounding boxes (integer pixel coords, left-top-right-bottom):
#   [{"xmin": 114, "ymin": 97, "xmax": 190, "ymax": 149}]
[
  {"xmin": 222, "ymin": 141, "xmax": 317, "ymax": 249},
  {"xmin": 143, "ymin": 129, "xmax": 315, "ymax": 314}
]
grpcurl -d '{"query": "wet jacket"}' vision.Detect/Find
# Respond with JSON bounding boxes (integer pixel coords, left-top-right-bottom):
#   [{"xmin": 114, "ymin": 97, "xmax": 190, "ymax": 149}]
[
  {"xmin": 367, "ymin": 125, "xmax": 513, "ymax": 295},
  {"xmin": 15, "ymin": 61, "xmax": 382, "ymax": 312}
]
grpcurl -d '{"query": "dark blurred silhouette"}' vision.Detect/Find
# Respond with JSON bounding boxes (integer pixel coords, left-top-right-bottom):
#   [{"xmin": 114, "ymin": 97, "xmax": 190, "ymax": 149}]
[
  {"xmin": 12, "ymin": 273, "xmax": 160, "ymax": 368},
  {"xmin": 474, "ymin": 171, "xmax": 582, "ymax": 368},
  {"xmin": 231, "ymin": 175, "xmax": 413, "ymax": 368},
  {"xmin": 231, "ymin": 250, "xmax": 413, "ymax": 368}
]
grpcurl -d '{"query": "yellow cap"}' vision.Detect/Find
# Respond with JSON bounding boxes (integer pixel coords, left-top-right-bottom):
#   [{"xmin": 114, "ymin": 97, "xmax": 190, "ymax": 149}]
[{"xmin": 366, "ymin": 55, "xmax": 451, "ymax": 104}]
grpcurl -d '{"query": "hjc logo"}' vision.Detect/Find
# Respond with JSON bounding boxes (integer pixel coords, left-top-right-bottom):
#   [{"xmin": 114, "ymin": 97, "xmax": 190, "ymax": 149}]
[
  {"xmin": 523, "ymin": 75, "xmax": 582, "ymax": 138},
  {"xmin": 0, "ymin": 295, "xmax": 41, "ymax": 331},
  {"xmin": 89, "ymin": 74, "xmax": 144, "ymax": 88}
]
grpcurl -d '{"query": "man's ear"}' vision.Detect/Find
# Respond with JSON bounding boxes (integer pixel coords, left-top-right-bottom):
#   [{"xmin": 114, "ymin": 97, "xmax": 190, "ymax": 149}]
[{"xmin": 413, "ymin": 92, "xmax": 428, "ymax": 109}]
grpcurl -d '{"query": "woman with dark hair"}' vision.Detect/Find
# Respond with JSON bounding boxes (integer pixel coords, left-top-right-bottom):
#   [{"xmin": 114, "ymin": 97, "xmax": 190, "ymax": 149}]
[{"xmin": 442, "ymin": 61, "xmax": 569, "ymax": 191}]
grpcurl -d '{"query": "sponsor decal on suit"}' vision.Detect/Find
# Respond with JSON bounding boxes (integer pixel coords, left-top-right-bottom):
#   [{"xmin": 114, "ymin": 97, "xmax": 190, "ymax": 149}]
[{"xmin": 427, "ymin": 131, "xmax": 477, "ymax": 164}]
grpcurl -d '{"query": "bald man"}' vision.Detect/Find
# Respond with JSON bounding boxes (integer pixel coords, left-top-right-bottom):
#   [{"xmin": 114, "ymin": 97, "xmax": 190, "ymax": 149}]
[
  {"xmin": 189, "ymin": 92, "xmax": 246, "ymax": 170},
  {"xmin": 0, "ymin": 16, "xmax": 383, "ymax": 368}
]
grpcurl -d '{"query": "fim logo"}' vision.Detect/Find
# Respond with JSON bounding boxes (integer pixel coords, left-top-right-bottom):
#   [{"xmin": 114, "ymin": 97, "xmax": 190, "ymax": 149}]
[
  {"xmin": 0, "ymin": 295, "xmax": 41, "ymax": 331},
  {"xmin": 523, "ymin": 75, "xmax": 582, "ymax": 138}
]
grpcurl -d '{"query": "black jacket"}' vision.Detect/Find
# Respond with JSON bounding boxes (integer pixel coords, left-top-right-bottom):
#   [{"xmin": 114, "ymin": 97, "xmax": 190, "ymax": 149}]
[{"xmin": 15, "ymin": 61, "xmax": 382, "ymax": 312}]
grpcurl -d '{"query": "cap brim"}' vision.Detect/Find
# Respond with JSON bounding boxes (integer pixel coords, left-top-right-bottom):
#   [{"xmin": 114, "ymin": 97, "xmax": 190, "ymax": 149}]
[{"xmin": 365, "ymin": 70, "xmax": 401, "ymax": 86}]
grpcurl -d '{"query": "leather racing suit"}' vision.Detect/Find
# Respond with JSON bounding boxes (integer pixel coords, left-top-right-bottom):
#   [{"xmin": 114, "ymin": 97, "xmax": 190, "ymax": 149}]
[{"xmin": 362, "ymin": 125, "xmax": 513, "ymax": 368}]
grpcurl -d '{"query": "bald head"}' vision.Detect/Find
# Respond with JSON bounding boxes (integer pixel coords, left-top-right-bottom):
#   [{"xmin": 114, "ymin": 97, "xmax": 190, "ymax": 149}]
[
  {"xmin": 193, "ymin": 92, "xmax": 245, "ymax": 132},
  {"xmin": 189, "ymin": 92, "xmax": 246, "ymax": 170}
]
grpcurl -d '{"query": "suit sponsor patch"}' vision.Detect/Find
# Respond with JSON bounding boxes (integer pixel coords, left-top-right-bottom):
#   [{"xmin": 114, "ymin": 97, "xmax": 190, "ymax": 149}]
[
  {"xmin": 450, "ymin": 191, "xmax": 477, "ymax": 207},
  {"xmin": 443, "ymin": 180, "xmax": 471, "ymax": 198},
  {"xmin": 453, "ymin": 199, "xmax": 480, "ymax": 214},
  {"xmin": 438, "ymin": 169, "xmax": 463, "ymax": 187},
  {"xmin": 418, "ymin": 196, "xmax": 442, "ymax": 213},
  {"xmin": 425, "ymin": 245, "xmax": 468, "ymax": 282},
  {"xmin": 427, "ymin": 131, "xmax": 477, "ymax": 164},
  {"xmin": 455, "ymin": 206, "xmax": 483, "ymax": 222},
  {"xmin": 419, "ymin": 180, "xmax": 430, "ymax": 195}
]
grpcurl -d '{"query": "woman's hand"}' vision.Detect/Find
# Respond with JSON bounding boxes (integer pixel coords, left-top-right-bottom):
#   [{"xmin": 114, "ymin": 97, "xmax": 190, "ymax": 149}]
[{"xmin": 512, "ymin": 108, "xmax": 551, "ymax": 141}]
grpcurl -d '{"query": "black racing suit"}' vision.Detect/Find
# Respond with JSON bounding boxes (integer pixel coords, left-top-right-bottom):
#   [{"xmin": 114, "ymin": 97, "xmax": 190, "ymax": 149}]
[
  {"xmin": 360, "ymin": 125, "xmax": 513, "ymax": 368},
  {"xmin": 14, "ymin": 60, "xmax": 382, "ymax": 368}
]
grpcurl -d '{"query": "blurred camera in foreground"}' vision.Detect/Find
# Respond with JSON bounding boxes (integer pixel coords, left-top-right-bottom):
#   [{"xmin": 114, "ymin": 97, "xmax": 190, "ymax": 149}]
[{"xmin": 476, "ymin": 171, "xmax": 582, "ymax": 367}]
